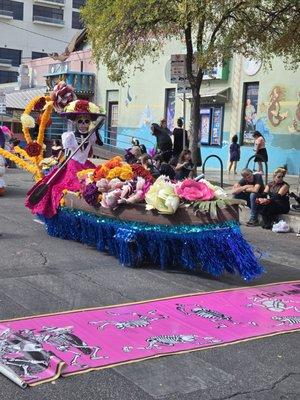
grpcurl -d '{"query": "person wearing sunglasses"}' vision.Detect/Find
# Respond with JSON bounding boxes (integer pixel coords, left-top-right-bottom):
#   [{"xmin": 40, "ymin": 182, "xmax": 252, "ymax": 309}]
[
  {"xmin": 256, "ymin": 167, "xmax": 290, "ymax": 229},
  {"xmin": 26, "ymin": 99, "xmax": 104, "ymax": 218}
]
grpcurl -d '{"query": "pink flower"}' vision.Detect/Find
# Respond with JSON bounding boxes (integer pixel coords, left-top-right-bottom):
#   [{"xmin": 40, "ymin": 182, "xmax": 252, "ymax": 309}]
[{"xmin": 175, "ymin": 179, "xmax": 215, "ymax": 201}]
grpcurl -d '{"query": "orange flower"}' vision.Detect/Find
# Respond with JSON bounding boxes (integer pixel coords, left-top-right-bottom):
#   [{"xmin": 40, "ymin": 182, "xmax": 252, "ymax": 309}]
[{"xmin": 105, "ymin": 156, "xmax": 123, "ymax": 169}]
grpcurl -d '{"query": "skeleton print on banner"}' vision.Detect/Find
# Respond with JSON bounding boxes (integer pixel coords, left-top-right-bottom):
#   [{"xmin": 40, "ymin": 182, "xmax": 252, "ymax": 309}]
[
  {"xmin": 272, "ymin": 316, "xmax": 300, "ymax": 326},
  {"xmin": 0, "ymin": 281, "xmax": 299, "ymax": 388},
  {"xmin": 122, "ymin": 334, "xmax": 222, "ymax": 352},
  {"xmin": 247, "ymin": 297, "xmax": 300, "ymax": 313},
  {"xmin": 0, "ymin": 328, "xmax": 54, "ymax": 379},
  {"xmin": 35, "ymin": 326, "xmax": 108, "ymax": 367},
  {"xmin": 89, "ymin": 309, "xmax": 169, "ymax": 331}
]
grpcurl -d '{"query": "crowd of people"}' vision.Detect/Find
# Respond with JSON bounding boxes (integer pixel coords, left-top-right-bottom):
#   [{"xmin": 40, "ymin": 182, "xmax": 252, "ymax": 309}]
[{"xmin": 124, "ymin": 117, "xmax": 193, "ymax": 181}]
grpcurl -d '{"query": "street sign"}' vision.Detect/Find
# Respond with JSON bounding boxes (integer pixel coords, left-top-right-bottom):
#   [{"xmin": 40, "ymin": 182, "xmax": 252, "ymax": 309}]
[
  {"xmin": 0, "ymin": 93, "xmax": 6, "ymax": 115},
  {"xmin": 171, "ymin": 54, "xmax": 192, "ymax": 93},
  {"xmin": 170, "ymin": 54, "xmax": 186, "ymax": 83}
]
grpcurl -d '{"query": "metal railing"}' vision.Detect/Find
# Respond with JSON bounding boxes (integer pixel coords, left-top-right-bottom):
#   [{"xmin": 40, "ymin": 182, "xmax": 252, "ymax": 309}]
[
  {"xmin": 33, "ymin": 15, "xmax": 65, "ymax": 25},
  {"xmin": 0, "ymin": 9, "xmax": 13, "ymax": 17},
  {"xmin": 34, "ymin": 0, "xmax": 65, "ymax": 4},
  {"xmin": 245, "ymin": 155, "xmax": 268, "ymax": 185},
  {"xmin": 202, "ymin": 155, "xmax": 224, "ymax": 188},
  {"xmin": 0, "ymin": 58, "xmax": 13, "ymax": 66}
]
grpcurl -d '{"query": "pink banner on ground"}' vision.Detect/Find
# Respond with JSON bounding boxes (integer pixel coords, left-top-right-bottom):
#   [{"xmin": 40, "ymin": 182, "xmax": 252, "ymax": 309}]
[{"xmin": 1, "ymin": 281, "xmax": 300, "ymax": 387}]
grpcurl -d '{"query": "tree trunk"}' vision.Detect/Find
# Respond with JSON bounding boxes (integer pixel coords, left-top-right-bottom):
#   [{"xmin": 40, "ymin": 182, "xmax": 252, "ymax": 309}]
[{"xmin": 190, "ymin": 86, "xmax": 202, "ymax": 167}]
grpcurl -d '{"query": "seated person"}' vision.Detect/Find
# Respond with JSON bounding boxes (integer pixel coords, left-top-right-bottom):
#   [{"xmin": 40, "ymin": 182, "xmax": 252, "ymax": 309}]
[
  {"xmin": 232, "ymin": 168, "xmax": 264, "ymax": 226},
  {"xmin": 175, "ymin": 150, "xmax": 194, "ymax": 180},
  {"xmin": 139, "ymin": 154, "xmax": 152, "ymax": 170},
  {"xmin": 152, "ymin": 154, "xmax": 176, "ymax": 180},
  {"xmin": 256, "ymin": 168, "xmax": 290, "ymax": 229},
  {"xmin": 124, "ymin": 145, "xmax": 142, "ymax": 164}
]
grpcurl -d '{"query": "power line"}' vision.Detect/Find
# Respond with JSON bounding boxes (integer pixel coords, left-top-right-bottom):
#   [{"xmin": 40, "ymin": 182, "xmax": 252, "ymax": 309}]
[
  {"xmin": 0, "ymin": 20, "xmax": 72, "ymax": 45},
  {"xmin": 0, "ymin": 20, "xmax": 87, "ymax": 63}
]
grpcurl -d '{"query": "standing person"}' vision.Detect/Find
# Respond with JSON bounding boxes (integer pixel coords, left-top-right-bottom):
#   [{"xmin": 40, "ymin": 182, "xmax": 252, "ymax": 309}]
[
  {"xmin": 175, "ymin": 149, "xmax": 195, "ymax": 180},
  {"xmin": 253, "ymin": 131, "xmax": 268, "ymax": 173},
  {"xmin": 256, "ymin": 167, "xmax": 290, "ymax": 229},
  {"xmin": 25, "ymin": 100, "xmax": 104, "ymax": 218},
  {"xmin": 172, "ymin": 118, "xmax": 189, "ymax": 159},
  {"xmin": 228, "ymin": 134, "xmax": 240, "ymax": 174},
  {"xmin": 232, "ymin": 168, "xmax": 264, "ymax": 226},
  {"xmin": 160, "ymin": 118, "xmax": 172, "ymax": 136},
  {"xmin": 150, "ymin": 123, "xmax": 173, "ymax": 162}
]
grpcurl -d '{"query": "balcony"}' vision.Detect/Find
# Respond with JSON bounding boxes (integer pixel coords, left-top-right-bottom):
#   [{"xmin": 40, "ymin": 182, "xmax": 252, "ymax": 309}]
[
  {"xmin": 45, "ymin": 72, "xmax": 95, "ymax": 98},
  {"xmin": 0, "ymin": 10, "xmax": 13, "ymax": 20},
  {"xmin": 33, "ymin": 15, "xmax": 65, "ymax": 27},
  {"xmin": 33, "ymin": 0, "xmax": 65, "ymax": 7},
  {"xmin": 0, "ymin": 58, "xmax": 13, "ymax": 68}
]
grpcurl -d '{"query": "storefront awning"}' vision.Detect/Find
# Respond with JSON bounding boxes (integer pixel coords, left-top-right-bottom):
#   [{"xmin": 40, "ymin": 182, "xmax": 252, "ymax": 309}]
[
  {"xmin": 5, "ymin": 87, "xmax": 47, "ymax": 110},
  {"xmin": 200, "ymin": 86, "xmax": 230, "ymax": 103}
]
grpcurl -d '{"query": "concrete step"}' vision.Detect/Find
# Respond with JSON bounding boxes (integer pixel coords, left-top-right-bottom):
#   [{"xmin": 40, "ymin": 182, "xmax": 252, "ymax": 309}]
[{"xmin": 239, "ymin": 206, "xmax": 300, "ymax": 233}]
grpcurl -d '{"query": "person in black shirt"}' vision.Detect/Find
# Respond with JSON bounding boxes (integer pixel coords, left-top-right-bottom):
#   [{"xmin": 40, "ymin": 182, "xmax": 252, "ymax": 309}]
[
  {"xmin": 152, "ymin": 154, "xmax": 176, "ymax": 180},
  {"xmin": 256, "ymin": 168, "xmax": 290, "ymax": 229},
  {"xmin": 151, "ymin": 123, "xmax": 173, "ymax": 162},
  {"xmin": 232, "ymin": 168, "xmax": 264, "ymax": 226},
  {"xmin": 172, "ymin": 118, "xmax": 189, "ymax": 158},
  {"xmin": 175, "ymin": 149, "xmax": 195, "ymax": 180}
]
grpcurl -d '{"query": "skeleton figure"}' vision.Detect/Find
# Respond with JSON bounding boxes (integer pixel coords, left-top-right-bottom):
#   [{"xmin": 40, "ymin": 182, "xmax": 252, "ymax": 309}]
[
  {"xmin": 247, "ymin": 297, "xmax": 300, "ymax": 313},
  {"xmin": 89, "ymin": 310, "xmax": 168, "ymax": 330},
  {"xmin": 272, "ymin": 316, "xmax": 300, "ymax": 326},
  {"xmin": 0, "ymin": 328, "xmax": 53, "ymax": 379},
  {"xmin": 37, "ymin": 326, "xmax": 107, "ymax": 367},
  {"xmin": 145, "ymin": 334, "xmax": 198, "ymax": 350},
  {"xmin": 176, "ymin": 303, "xmax": 237, "ymax": 328}
]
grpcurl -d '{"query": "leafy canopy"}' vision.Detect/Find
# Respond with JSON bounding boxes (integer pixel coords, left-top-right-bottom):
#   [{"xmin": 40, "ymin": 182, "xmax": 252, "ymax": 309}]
[{"xmin": 81, "ymin": 0, "xmax": 300, "ymax": 85}]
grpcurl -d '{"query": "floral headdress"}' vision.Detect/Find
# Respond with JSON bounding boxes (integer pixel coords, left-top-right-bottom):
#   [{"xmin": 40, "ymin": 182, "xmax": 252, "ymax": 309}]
[{"xmin": 61, "ymin": 100, "xmax": 105, "ymax": 121}]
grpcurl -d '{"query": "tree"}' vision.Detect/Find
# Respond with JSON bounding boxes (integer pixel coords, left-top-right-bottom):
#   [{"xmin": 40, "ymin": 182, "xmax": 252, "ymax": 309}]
[{"xmin": 81, "ymin": 0, "xmax": 300, "ymax": 165}]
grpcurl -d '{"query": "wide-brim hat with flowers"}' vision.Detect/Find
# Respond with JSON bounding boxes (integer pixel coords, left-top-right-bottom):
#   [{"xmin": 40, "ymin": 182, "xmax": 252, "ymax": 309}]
[{"xmin": 61, "ymin": 100, "xmax": 105, "ymax": 121}]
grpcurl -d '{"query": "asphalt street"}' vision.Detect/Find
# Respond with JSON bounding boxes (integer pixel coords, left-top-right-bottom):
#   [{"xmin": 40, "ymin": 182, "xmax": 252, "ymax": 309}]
[{"xmin": 0, "ymin": 169, "xmax": 299, "ymax": 400}]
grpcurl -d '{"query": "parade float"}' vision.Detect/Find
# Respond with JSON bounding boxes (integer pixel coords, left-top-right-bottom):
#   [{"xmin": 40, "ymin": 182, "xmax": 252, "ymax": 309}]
[
  {"xmin": 42, "ymin": 156, "xmax": 263, "ymax": 281},
  {"xmin": 0, "ymin": 81, "xmax": 263, "ymax": 281}
]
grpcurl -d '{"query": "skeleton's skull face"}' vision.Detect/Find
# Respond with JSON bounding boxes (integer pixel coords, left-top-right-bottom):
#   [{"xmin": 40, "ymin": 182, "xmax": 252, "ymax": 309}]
[{"xmin": 76, "ymin": 115, "xmax": 92, "ymax": 134}]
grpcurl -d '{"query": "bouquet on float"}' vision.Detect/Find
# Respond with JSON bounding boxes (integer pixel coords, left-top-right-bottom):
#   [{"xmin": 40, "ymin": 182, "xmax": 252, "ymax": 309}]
[{"xmin": 76, "ymin": 157, "xmax": 153, "ymax": 209}]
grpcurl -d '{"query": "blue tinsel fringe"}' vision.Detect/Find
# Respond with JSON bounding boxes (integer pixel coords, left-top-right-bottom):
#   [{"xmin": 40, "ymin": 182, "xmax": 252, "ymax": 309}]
[{"xmin": 43, "ymin": 207, "xmax": 264, "ymax": 281}]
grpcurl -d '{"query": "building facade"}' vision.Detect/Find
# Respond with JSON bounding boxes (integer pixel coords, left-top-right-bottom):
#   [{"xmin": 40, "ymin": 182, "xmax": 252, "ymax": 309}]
[
  {"xmin": 0, "ymin": 0, "xmax": 85, "ymax": 84},
  {"xmin": 95, "ymin": 41, "xmax": 300, "ymax": 175}
]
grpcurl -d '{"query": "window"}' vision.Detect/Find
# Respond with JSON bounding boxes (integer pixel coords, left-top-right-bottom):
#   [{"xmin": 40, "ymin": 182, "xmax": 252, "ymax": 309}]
[
  {"xmin": 241, "ymin": 82, "xmax": 259, "ymax": 145},
  {"xmin": 199, "ymin": 105, "xmax": 224, "ymax": 146},
  {"xmin": 32, "ymin": 51, "xmax": 48, "ymax": 60},
  {"xmin": 33, "ymin": 5, "xmax": 64, "ymax": 21},
  {"xmin": 164, "ymin": 88, "xmax": 176, "ymax": 131},
  {"xmin": 0, "ymin": 47, "xmax": 21, "ymax": 66},
  {"xmin": 0, "ymin": 0, "xmax": 23, "ymax": 20},
  {"xmin": 72, "ymin": 0, "xmax": 85, "ymax": 9},
  {"xmin": 0, "ymin": 70, "xmax": 18, "ymax": 84},
  {"xmin": 72, "ymin": 11, "xmax": 84, "ymax": 29}
]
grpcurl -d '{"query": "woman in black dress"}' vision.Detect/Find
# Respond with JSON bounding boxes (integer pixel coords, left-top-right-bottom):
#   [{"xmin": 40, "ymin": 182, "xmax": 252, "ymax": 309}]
[
  {"xmin": 253, "ymin": 131, "xmax": 268, "ymax": 173},
  {"xmin": 256, "ymin": 168, "xmax": 289, "ymax": 229}
]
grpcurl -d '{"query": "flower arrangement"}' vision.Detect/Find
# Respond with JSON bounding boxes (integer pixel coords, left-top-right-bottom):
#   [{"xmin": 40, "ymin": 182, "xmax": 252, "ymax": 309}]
[
  {"xmin": 64, "ymin": 100, "xmax": 104, "ymax": 115},
  {"xmin": 25, "ymin": 141, "xmax": 42, "ymax": 157},
  {"xmin": 145, "ymin": 176, "xmax": 180, "ymax": 214},
  {"xmin": 175, "ymin": 179, "xmax": 215, "ymax": 202},
  {"xmin": 51, "ymin": 81, "xmax": 76, "ymax": 113},
  {"xmin": 93, "ymin": 157, "xmax": 133, "ymax": 181},
  {"xmin": 131, "ymin": 163, "xmax": 154, "ymax": 183}
]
